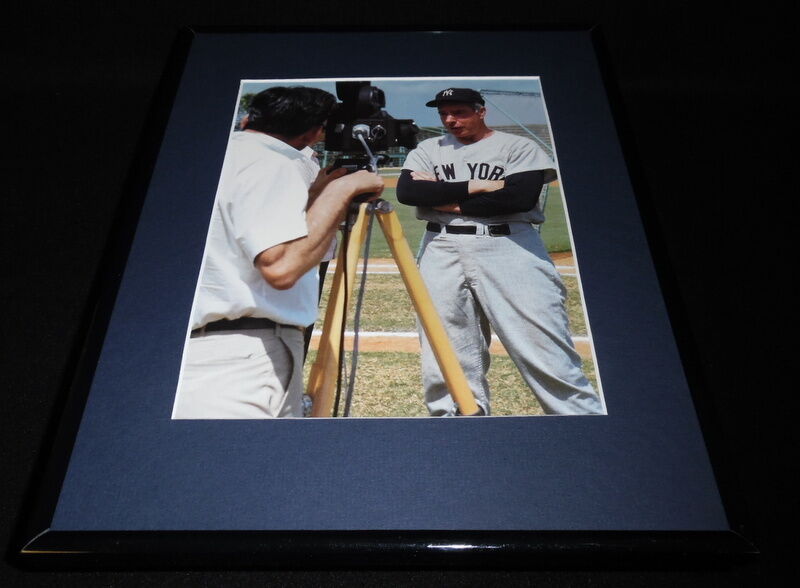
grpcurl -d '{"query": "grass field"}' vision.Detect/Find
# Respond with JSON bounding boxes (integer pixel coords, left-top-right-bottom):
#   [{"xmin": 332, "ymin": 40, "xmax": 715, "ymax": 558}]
[
  {"xmin": 304, "ymin": 350, "xmax": 598, "ymax": 418},
  {"xmin": 320, "ymin": 273, "xmax": 587, "ymax": 337},
  {"xmin": 366, "ymin": 181, "xmax": 572, "ymax": 258},
  {"xmin": 308, "ymin": 272, "xmax": 595, "ymax": 418},
  {"xmin": 538, "ymin": 184, "xmax": 571, "ymax": 253},
  {"xmin": 306, "ymin": 175, "xmax": 593, "ymax": 418}
]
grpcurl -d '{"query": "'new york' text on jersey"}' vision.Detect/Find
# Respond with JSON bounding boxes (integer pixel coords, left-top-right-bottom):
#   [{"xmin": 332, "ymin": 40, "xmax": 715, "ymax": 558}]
[{"xmin": 402, "ymin": 130, "xmax": 557, "ymax": 226}]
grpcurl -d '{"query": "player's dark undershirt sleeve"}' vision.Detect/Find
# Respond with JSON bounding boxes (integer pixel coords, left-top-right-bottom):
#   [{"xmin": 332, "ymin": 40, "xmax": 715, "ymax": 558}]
[
  {"xmin": 458, "ymin": 170, "xmax": 545, "ymax": 217},
  {"xmin": 396, "ymin": 169, "xmax": 470, "ymax": 206}
]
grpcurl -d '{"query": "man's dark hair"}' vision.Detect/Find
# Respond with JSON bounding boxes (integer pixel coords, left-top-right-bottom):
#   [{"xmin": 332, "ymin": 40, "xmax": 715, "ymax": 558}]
[{"xmin": 245, "ymin": 86, "xmax": 337, "ymax": 137}]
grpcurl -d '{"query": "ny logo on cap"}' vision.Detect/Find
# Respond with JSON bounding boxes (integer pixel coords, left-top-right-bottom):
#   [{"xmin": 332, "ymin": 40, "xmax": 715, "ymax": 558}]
[{"xmin": 442, "ymin": 89, "xmax": 454, "ymax": 96}]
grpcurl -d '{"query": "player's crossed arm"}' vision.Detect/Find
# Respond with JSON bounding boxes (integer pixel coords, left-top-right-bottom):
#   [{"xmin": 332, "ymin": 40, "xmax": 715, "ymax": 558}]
[
  {"xmin": 396, "ymin": 168, "xmax": 544, "ymax": 216},
  {"xmin": 396, "ymin": 168, "xmax": 504, "ymax": 212}
]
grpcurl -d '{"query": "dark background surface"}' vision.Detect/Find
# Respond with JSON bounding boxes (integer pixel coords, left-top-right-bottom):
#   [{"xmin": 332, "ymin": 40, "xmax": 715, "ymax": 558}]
[{"xmin": 2, "ymin": 1, "xmax": 794, "ymax": 586}]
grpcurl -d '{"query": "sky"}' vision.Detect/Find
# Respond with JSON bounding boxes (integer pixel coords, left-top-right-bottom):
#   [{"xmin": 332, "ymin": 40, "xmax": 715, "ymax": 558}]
[{"xmin": 239, "ymin": 77, "xmax": 548, "ymax": 129}]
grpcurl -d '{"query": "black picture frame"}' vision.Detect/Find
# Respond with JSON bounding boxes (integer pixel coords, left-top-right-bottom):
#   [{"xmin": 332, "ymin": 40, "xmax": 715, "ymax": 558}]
[{"xmin": 13, "ymin": 27, "xmax": 757, "ymax": 568}]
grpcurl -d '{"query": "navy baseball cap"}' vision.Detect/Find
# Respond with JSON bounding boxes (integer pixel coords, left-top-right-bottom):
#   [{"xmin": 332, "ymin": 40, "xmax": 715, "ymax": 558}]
[{"xmin": 425, "ymin": 88, "xmax": 485, "ymax": 107}]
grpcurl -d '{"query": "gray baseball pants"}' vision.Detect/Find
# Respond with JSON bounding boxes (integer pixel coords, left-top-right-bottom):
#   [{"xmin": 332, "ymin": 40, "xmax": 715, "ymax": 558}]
[{"xmin": 417, "ymin": 222, "xmax": 604, "ymax": 416}]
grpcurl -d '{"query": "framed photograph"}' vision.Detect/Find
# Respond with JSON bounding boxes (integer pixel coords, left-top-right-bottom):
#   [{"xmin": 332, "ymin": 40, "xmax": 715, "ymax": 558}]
[
  {"xmin": 15, "ymin": 28, "xmax": 755, "ymax": 566},
  {"xmin": 172, "ymin": 75, "xmax": 606, "ymax": 420}
]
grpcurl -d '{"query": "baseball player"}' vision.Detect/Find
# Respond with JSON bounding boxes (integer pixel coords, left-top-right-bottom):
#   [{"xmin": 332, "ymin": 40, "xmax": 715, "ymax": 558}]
[
  {"xmin": 396, "ymin": 87, "xmax": 604, "ymax": 416},
  {"xmin": 172, "ymin": 86, "xmax": 383, "ymax": 419}
]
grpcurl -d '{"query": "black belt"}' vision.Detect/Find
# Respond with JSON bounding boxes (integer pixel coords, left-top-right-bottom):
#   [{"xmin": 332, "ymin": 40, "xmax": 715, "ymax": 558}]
[
  {"xmin": 192, "ymin": 317, "xmax": 302, "ymax": 336},
  {"xmin": 426, "ymin": 222, "xmax": 511, "ymax": 236}
]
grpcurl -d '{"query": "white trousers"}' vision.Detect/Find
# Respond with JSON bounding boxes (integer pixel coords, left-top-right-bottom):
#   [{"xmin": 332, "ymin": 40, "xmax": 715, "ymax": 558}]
[
  {"xmin": 417, "ymin": 223, "xmax": 604, "ymax": 416},
  {"xmin": 172, "ymin": 326, "xmax": 305, "ymax": 419}
]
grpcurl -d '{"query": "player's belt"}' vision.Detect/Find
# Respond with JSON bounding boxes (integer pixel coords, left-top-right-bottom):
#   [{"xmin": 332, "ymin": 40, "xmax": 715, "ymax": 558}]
[
  {"xmin": 426, "ymin": 222, "xmax": 511, "ymax": 236},
  {"xmin": 191, "ymin": 317, "xmax": 303, "ymax": 336}
]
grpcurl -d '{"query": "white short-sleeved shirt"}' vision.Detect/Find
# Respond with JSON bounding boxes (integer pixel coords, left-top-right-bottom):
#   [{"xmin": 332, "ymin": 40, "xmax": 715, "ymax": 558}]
[
  {"xmin": 402, "ymin": 130, "xmax": 557, "ymax": 225},
  {"xmin": 297, "ymin": 146, "xmax": 337, "ymax": 262},
  {"xmin": 190, "ymin": 131, "xmax": 317, "ymax": 329}
]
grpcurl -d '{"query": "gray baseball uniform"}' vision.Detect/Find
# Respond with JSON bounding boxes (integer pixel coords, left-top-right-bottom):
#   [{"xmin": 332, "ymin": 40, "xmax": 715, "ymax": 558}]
[{"xmin": 401, "ymin": 130, "xmax": 604, "ymax": 415}]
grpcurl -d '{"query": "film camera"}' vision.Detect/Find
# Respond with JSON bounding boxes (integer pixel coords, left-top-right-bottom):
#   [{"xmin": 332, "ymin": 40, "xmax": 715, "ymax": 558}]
[{"xmin": 324, "ymin": 81, "xmax": 419, "ymax": 173}]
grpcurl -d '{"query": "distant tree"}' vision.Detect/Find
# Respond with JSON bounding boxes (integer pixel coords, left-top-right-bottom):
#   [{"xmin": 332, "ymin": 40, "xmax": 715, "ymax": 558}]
[
  {"xmin": 233, "ymin": 93, "xmax": 256, "ymax": 131},
  {"xmin": 239, "ymin": 93, "xmax": 255, "ymax": 117}
]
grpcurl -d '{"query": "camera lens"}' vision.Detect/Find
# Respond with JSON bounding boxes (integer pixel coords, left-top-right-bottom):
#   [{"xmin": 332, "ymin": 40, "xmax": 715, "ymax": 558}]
[{"xmin": 370, "ymin": 125, "xmax": 386, "ymax": 140}]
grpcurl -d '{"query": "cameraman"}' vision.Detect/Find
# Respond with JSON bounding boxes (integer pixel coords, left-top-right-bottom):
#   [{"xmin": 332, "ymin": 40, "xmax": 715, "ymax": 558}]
[{"xmin": 172, "ymin": 86, "xmax": 383, "ymax": 419}]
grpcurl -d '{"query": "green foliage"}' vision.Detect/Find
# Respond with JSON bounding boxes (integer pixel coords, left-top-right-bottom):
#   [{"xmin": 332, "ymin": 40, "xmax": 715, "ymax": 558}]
[{"xmin": 239, "ymin": 92, "xmax": 255, "ymax": 116}]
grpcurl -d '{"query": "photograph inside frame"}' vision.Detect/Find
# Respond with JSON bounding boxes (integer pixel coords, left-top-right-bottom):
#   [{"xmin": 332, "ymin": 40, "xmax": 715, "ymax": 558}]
[{"xmin": 171, "ymin": 76, "xmax": 608, "ymax": 419}]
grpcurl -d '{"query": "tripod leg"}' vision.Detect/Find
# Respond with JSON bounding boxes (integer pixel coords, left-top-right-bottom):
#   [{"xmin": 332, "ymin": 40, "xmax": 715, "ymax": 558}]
[
  {"xmin": 305, "ymin": 252, "xmax": 344, "ymax": 409},
  {"xmin": 306, "ymin": 203, "xmax": 370, "ymax": 417},
  {"xmin": 375, "ymin": 209, "xmax": 480, "ymax": 416}
]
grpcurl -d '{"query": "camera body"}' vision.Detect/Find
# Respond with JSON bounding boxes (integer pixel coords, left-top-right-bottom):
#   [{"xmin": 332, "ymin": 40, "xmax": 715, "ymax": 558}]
[
  {"xmin": 329, "ymin": 154, "xmax": 392, "ymax": 203},
  {"xmin": 324, "ymin": 81, "xmax": 419, "ymax": 154},
  {"xmin": 329, "ymin": 154, "xmax": 391, "ymax": 174}
]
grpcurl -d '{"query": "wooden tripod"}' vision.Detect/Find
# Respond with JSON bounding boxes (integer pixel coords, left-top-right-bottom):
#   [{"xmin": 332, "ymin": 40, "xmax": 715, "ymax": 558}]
[{"xmin": 305, "ymin": 199, "xmax": 479, "ymax": 417}]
